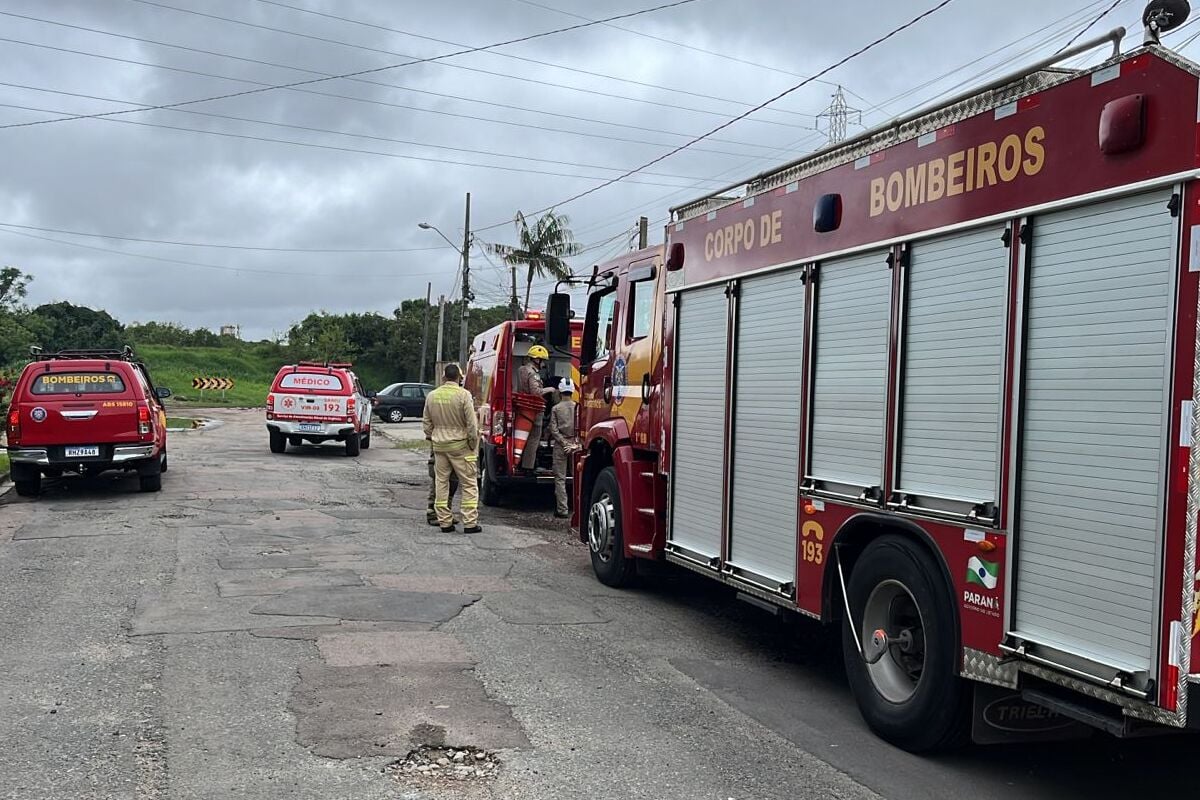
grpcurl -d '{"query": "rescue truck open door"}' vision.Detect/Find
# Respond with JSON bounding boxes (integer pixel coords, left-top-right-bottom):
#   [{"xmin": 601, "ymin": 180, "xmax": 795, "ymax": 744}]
[{"xmin": 1007, "ymin": 188, "xmax": 1180, "ymax": 692}]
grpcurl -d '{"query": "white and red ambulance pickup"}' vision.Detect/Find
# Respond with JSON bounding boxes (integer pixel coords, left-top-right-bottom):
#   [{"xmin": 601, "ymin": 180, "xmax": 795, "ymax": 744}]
[{"xmin": 265, "ymin": 362, "xmax": 372, "ymax": 457}]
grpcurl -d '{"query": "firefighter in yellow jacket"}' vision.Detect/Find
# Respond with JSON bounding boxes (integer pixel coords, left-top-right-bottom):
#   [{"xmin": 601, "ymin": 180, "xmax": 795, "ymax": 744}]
[
  {"xmin": 516, "ymin": 344, "xmax": 556, "ymax": 471},
  {"xmin": 422, "ymin": 363, "xmax": 482, "ymax": 533},
  {"xmin": 549, "ymin": 378, "xmax": 579, "ymax": 518}
]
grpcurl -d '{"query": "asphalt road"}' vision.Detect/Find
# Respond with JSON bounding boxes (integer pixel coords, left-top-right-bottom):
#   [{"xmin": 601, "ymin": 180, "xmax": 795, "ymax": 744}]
[{"xmin": 0, "ymin": 409, "xmax": 1193, "ymax": 799}]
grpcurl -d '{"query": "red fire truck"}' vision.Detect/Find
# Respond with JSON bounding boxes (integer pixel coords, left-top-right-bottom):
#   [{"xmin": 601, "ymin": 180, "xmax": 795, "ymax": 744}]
[
  {"xmin": 549, "ymin": 20, "xmax": 1200, "ymax": 750},
  {"xmin": 465, "ymin": 312, "xmax": 583, "ymax": 505}
]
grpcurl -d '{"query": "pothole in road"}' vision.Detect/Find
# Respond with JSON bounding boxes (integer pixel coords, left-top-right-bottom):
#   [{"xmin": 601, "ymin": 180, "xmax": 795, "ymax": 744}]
[{"xmin": 387, "ymin": 745, "xmax": 500, "ymax": 785}]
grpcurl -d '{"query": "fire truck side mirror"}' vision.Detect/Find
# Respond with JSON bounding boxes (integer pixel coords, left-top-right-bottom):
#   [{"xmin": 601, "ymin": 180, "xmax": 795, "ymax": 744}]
[
  {"xmin": 666, "ymin": 241, "xmax": 685, "ymax": 271},
  {"xmin": 545, "ymin": 293, "xmax": 572, "ymax": 350}
]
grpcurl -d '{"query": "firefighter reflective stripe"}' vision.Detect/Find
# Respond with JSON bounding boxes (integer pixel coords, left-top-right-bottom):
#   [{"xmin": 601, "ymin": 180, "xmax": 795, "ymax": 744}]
[
  {"xmin": 729, "ymin": 267, "xmax": 804, "ymax": 583},
  {"xmin": 898, "ymin": 225, "xmax": 1008, "ymax": 503},
  {"xmin": 808, "ymin": 249, "xmax": 892, "ymax": 489},
  {"xmin": 1013, "ymin": 188, "xmax": 1176, "ymax": 676},
  {"xmin": 669, "ymin": 283, "xmax": 728, "ymax": 559}
]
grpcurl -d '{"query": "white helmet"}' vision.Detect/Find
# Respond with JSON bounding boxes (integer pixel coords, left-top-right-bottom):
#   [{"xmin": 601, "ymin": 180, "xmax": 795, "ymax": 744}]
[{"xmin": 558, "ymin": 378, "xmax": 576, "ymax": 395}]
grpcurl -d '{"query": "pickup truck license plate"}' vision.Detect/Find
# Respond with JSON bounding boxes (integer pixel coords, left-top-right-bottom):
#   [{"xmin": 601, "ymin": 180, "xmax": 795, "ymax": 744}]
[
  {"xmin": 65, "ymin": 446, "xmax": 100, "ymax": 458},
  {"xmin": 298, "ymin": 423, "xmax": 322, "ymax": 433}
]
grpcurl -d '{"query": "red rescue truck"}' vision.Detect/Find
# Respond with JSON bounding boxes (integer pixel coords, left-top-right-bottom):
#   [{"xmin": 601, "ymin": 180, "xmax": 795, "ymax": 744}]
[
  {"xmin": 550, "ymin": 22, "xmax": 1200, "ymax": 750},
  {"xmin": 465, "ymin": 312, "xmax": 583, "ymax": 505}
]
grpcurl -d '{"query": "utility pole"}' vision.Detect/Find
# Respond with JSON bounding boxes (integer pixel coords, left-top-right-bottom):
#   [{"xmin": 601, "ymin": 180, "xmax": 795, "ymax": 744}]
[
  {"xmin": 458, "ymin": 192, "xmax": 471, "ymax": 365},
  {"xmin": 637, "ymin": 216, "xmax": 649, "ymax": 249},
  {"xmin": 435, "ymin": 295, "xmax": 446, "ymax": 372},
  {"xmin": 510, "ymin": 261, "xmax": 520, "ymax": 321},
  {"xmin": 418, "ymin": 281, "xmax": 431, "ymax": 384}
]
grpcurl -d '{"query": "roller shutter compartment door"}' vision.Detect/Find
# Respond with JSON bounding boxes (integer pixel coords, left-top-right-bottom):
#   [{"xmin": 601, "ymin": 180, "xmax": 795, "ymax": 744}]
[
  {"xmin": 899, "ymin": 226, "xmax": 1008, "ymax": 505},
  {"xmin": 669, "ymin": 284, "xmax": 729, "ymax": 559},
  {"xmin": 1014, "ymin": 189, "xmax": 1177, "ymax": 677},
  {"xmin": 809, "ymin": 249, "xmax": 892, "ymax": 491},
  {"xmin": 729, "ymin": 269, "xmax": 805, "ymax": 583}
]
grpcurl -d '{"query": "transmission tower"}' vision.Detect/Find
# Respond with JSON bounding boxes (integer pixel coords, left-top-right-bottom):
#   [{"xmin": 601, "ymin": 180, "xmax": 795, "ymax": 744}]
[{"xmin": 817, "ymin": 86, "xmax": 862, "ymax": 145}]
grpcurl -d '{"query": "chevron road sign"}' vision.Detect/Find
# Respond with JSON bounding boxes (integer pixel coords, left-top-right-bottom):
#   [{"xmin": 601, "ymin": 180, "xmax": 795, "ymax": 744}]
[{"xmin": 191, "ymin": 377, "xmax": 235, "ymax": 391}]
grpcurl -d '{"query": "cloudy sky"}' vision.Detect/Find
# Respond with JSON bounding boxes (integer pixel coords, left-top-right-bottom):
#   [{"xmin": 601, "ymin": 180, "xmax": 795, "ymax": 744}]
[{"xmin": 1, "ymin": 0, "xmax": 1195, "ymax": 339}]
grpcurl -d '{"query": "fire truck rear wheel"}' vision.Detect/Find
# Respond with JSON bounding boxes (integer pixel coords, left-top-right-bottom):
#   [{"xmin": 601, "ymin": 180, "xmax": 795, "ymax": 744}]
[
  {"xmin": 269, "ymin": 429, "xmax": 286, "ymax": 454},
  {"xmin": 479, "ymin": 452, "xmax": 501, "ymax": 507},
  {"xmin": 841, "ymin": 535, "xmax": 968, "ymax": 753},
  {"xmin": 345, "ymin": 430, "xmax": 362, "ymax": 457},
  {"xmin": 587, "ymin": 467, "xmax": 634, "ymax": 588}
]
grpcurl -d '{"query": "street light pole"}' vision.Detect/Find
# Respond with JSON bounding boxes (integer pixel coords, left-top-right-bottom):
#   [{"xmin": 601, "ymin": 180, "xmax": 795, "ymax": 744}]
[{"xmin": 418, "ymin": 191, "xmax": 472, "ymax": 367}]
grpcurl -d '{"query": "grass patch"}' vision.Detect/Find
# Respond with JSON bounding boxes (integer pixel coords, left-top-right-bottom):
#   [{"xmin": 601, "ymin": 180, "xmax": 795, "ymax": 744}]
[
  {"xmin": 165, "ymin": 417, "xmax": 198, "ymax": 429},
  {"xmin": 0, "ymin": 451, "xmax": 8, "ymax": 477},
  {"xmin": 137, "ymin": 344, "xmax": 398, "ymax": 409},
  {"xmin": 391, "ymin": 437, "xmax": 430, "ymax": 452},
  {"xmin": 138, "ymin": 344, "xmax": 277, "ymax": 408}
]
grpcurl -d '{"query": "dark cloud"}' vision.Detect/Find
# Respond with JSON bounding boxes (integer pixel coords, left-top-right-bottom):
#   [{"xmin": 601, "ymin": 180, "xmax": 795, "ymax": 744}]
[{"xmin": 0, "ymin": 0, "xmax": 1160, "ymax": 338}]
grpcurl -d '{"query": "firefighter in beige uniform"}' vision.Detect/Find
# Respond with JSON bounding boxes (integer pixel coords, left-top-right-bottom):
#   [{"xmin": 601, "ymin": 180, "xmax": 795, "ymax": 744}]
[
  {"xmin": 517, "ymin": 344, "xmax": 555, "ymax": 471},
  {"xmin": 549, "ymin": 378, "xmax": 579, "ymax": 518},
  {"xmin": 422, "ymin": 364, "xmax": 482, "ymax": 533}
]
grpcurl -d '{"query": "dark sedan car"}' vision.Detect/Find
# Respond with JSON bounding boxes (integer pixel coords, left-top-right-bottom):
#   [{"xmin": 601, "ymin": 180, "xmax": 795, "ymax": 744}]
[{"xmin": 373, "ymin": 382, "xmax": 433, "ymax": 423}]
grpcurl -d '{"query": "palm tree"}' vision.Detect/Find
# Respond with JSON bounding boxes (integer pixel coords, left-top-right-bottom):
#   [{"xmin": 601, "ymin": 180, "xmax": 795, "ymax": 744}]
[{"xmin": 488, "ymin": 211, "xmax": 583, "ymax": 315}]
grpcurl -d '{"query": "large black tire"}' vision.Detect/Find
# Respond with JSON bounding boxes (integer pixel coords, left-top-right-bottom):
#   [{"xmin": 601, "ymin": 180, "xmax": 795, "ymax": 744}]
[
  {"xmin": 139, "ymin": 456, "xmax": 163, "ymax": 493},
  {"xmin": 387, "ymin": 407, "xmax": 404, "ymax": 423},
  {"xmin": 586, "ymin": 467, "xmax": 635, "ymax": 588},
  {"xmin": 841, "ymin": 535, "xmax": 969, "ymax": 753},
  {"xmin": 269, "ymin": 429, "xmax": 286, "ymax": 454},
  {"xmin": 160, "ymin": 451, "xmax": 168, "ymax": 473},
  {"xmin": 361, "ymin": 429, "xmax": 371, "ymax": 449},
  {"xmin": 345, "ymin": 430, "xmax": 361, "ymax": 457},
  {"xmin": 12, "ymin": 463, "xmax": 41, "ymax": 497},
  {"xmin": 479, "ymin": 451, "xmax": 501, "ymax": 507}
]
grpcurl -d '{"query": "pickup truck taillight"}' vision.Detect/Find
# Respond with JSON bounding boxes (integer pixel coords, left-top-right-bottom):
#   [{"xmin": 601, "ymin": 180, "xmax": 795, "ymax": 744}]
[
  {"xmin": 266, "ymin": 393, "xmax": 275, "ymax": 411},
  {"xmin": 346, "ymin": 397, "xmax": 356, "ymax": 423},
  {"xmin": 6, "ymin": 408, "xmax": 18, "ymax": 445},
  {"xmin": 138, "ymin": 404, "xmax": 151, "ymax": 436}
]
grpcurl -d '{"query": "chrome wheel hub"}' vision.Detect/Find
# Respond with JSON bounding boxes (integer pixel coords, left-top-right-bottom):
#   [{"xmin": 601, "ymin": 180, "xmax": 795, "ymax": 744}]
[
  {"xmin": 588, "ymin": 493, "xmax": 615, "ymax": 562},
  {"xmin": 860, "ymin": 579, "xmax": 926, "ymax": 704}
]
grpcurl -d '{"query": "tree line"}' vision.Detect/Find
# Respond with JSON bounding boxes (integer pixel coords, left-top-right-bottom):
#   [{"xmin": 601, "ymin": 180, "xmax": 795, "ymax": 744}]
[
  {"xmin": 0, "ymin": 210, "xmax": 585, "ymax": 391},
  {"xmin": 0, "ymin": 267, "xmax": 529, "ymax": 388}
]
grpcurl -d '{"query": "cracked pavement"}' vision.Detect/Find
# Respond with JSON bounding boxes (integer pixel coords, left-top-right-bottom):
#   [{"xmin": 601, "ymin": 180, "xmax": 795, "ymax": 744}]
[{"xmin": 0, "ymin": 409, "xmax": 1191, "ymax": 799}]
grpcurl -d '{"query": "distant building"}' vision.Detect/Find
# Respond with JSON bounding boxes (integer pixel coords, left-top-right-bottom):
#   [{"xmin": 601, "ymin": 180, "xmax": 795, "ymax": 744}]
[{"xmin": 220, "ymin": 324, "xmax": 241, "ymax": 339}]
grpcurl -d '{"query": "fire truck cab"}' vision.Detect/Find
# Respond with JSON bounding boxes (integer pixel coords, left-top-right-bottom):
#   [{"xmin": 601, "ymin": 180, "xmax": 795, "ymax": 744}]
[
  {"xmin": 465, "ymin": 313, "xmax": 582, "ymax": 505},
  {"xmin": 553, "ymin": 26, "xmax": 1200, "ymax": 751}
]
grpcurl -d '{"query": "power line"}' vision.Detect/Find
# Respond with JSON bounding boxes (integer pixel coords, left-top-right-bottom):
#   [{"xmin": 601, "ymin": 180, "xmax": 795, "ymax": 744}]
[
  {"xmin": 1056, "ymin": 0, "xmax": 1126, "ymax": 53},
  {"xmin": 0, "ymin": 99, "xmax": 726, "ymax": 190},
  {"xmin": 0, "ymin": 82, "xmax": 731, "ymax": 184},
  {"xmin": 247, "ymin": 0, "xmax": 823, "ymax": 124},
  {"xmin": 0, "ymin": 221, "xmax": 454, "ymax": 254},
  {"xmin": 476, "ymin": 0, "xmax": 959, "ymax": 231},
  {"xmin": 0, "ymin": 227, "xmax": 458, "ymax": 279},
  {"xmin": 122, "ymin": 0, "xmax": 814, "ymax": 131},
  {"xmin": 508, "ymin": 0, "xmax": 878, "ymax": 111},
  {"xmin": 0, "ymin": 0, "xmax": 702, "ymax": 131},
  {"xmin": 0, "ymin": 33, "xmax": 786, "ymax": 158}
]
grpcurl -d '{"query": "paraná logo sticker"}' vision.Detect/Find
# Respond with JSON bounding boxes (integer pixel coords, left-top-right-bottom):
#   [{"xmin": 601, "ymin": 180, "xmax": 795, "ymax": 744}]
[
  {"xmin": 31, "ymin": 406, "xmax": 47, "ymax": 422},
  {"xmin": 967, "ymin": 556, "xmax": 999, "ymax": 590}
]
